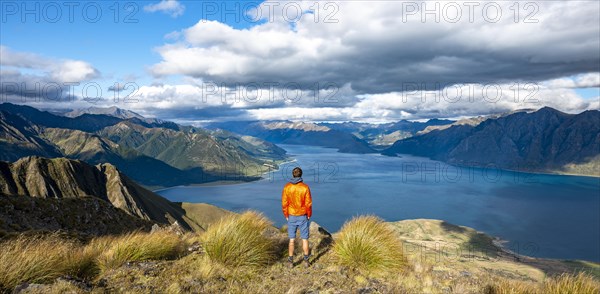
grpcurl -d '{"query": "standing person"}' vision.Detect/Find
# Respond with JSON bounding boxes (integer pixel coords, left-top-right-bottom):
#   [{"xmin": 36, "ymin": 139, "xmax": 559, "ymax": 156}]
[{"xmin": 282, "ymin": 167, "xmax": 313, "ymax": 268}]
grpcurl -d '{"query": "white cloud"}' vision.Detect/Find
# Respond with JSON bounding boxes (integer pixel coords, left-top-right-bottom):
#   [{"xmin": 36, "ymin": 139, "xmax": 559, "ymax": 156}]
[
  {"xmin": 144, "ymin": 0, "xmax": 185, "ymax": 18},
  {"xmin": 544, "ymin": 73, "xmax": 600, "ymax": 89},
  {"xmin": 122, "ymin": 79, "xmax": 598, "ymax": 123},
  {"xmin": 139, "ymin": 1, "xmax": 600, "ymax": 122},
  {"xmin": 243, "ymin": 86, "xmax": 598, "ymax": 122},
  {"xmin": 0, "ymin": 46, "xmax": 100, "ymax": 104},
  {"xmin": 4, "ymin": 1, "xmax": 598, "ymax": 123},
  {"xmin": 124, "ymin": 81, "xmax": 356, "ymax": 111},
  {"xmin": 50, "ymin": 60, "xmax": 99, "ymax": 83},
  {"xmin": 1, "ymin": 46, "xmax": 100, "ymax": 84},
  {"xmin": 575, "ymin": 73, "xmax": 600, "ymax": 88},
  {"xmin": 150, "ymin": 1, "xmax": 599, "ymax": 94},
  {"xmin": 0, "ymin": 45, "xmax": 52, "ymax": 69}
]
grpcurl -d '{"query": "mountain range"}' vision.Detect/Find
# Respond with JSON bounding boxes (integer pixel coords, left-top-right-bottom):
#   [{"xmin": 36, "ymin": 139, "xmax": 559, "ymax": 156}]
[
  {"xmin": 62, "ymin": 106, "xmax": 147, "ymax": 120},
  {"xmin": 416, "ymin": 109, "xmax": 535, "ymax": 135},
  {"xmin": 0, "ymin": 103, "xmax": 287, "ymax": 187},
  {"xmin": 207, "ymin": 119, "xmax": 455, "ymax": 152},
  {"xmin": 383, "ymin": 107, "xmax": 600, "ymax": 176},
  {"xmin": 207, "ymin": 121, "xmax": 377, "ymax": 153},
  {"xmin": 319, "ymin": 119, "xmax": 454, "ymax": 147}
]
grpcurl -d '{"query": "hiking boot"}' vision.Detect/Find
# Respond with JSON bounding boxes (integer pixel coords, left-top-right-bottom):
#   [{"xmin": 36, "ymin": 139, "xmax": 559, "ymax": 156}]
[
  {"xmin": 287, "ymin": 256, "xmax": 294, "ymax": 268},
  {"xmin": 303, "ymin": 255, "xmax": 310, "ymax": 268}
]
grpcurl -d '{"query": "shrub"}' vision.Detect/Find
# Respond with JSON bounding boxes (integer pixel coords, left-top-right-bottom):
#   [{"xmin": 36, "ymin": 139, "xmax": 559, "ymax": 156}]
[
  {"xmin": 97, "ymin": 230, "xmax": 184, "ymax": 271},
  {"xmin": 333, "ymin": 216, "xmax": 406, "ymax": 273},
  {"xmin": 202, "ymin": 211, "xmax": 275, "ymax": 267}
]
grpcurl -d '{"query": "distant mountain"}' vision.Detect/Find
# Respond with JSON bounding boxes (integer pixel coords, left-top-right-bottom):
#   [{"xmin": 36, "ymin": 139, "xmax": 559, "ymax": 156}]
[
  {"xmin": 0, "ymin": 110, "xmax": 63, "ymax": 159},
  {"xmin": 320, "ymin": 119, "xmax": 454, "ymax": 147},
  {"xmin": 207, "ymin": 121, "xmax": 376, "ymax": 153},
  {"xmin": 0, "ymin": 102, "xmax": 123, "ymax": 133},
  {"xmin": 0, "ymin": 103, "xmax": 286, "ymax": 187},
  {"xmin": 207, "ymin": 119, "xmax": 455, "ymax": 152},
  {"xmin": 61, "ymin": 106, "xmax": 179, "ymax": 128},
  {"xmin": 0, "ymin": 107, "xmax": 206, "ymax": 187},
  {"xmin": 417, "ymin": 109, "xmax": 534, "ymax": 135},
  {"xmin": 98, "ymin": 121, "xmax": 287, "ymax": 174},
  {"xmin": 383, "ymin": 107, "xmax": 600, "ymax": 176},
  {"xmin": 1, "ymin": 103, "xmax": 180, "ymax": 132},
  {"xmin": 369, "ymin": 130, "xmax": 412, "ymax": 146},
  {"xmin": 64, "ymin": 106, "xmax": 146, "ymax": 120}
]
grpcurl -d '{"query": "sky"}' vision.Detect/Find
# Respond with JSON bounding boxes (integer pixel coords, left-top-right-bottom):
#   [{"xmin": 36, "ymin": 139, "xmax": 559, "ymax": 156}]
[{"xmin": 1, "ymin": 0, "xmax": 599, "ymax": 123}]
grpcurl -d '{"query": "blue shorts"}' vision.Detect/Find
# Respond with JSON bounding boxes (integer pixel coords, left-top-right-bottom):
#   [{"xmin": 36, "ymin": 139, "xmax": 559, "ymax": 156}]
[{"xmin": 288, "ymin": 215, "xmax": 310, "ymax": 239}]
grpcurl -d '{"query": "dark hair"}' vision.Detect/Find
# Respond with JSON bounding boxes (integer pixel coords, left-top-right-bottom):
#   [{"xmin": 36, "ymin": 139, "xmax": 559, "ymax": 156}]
[{"xmin": 292, "ymin": 167, "xmax": 302, "ymax": 178}]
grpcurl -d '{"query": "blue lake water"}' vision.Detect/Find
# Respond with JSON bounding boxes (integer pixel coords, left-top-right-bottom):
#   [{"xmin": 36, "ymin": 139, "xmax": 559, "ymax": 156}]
[{"xmin": 157, "ymin": 145, "xmax": 600, "ymax": 261}]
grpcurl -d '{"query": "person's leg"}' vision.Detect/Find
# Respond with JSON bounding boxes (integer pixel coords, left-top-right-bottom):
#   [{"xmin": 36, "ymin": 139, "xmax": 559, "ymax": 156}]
[
  {"xmin": 299, "ymin": 216, "xmax": 310, "ymax": 266},
  {"xmin": 287, "ymin": 216, "xmax": 299, "ymax": 265},
  {"xmin": 288, "ymin": 239, "xmax": 295, "ymax": 257},
  {"xmin": 302, "ymin": 239, "xmax": 309, "ymax": 256}
]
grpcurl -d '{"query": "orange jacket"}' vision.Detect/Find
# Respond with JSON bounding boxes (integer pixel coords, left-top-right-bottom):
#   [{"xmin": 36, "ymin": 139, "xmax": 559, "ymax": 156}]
[{"xmin": 282, "ymin": 181, "xmax": 312, "ymax": 218}]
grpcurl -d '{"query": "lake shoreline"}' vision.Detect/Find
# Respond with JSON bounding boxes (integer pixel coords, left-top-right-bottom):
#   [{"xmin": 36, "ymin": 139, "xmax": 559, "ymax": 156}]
[
  {"xmin": 158, "ymin": 144, "xmax": 600, "ymax": 262},
  {"xmin": 153, "ymin": 149, "xmax": 599, "ymax": 193},
  {"xmin": 152, "ymin": 158, "xmax": 299, "ymax": 192}
]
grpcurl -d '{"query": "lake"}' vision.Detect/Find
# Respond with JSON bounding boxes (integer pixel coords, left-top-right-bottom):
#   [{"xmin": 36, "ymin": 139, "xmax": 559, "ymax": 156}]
[{"xmin": 157, "ymin": 145, "xmax": 600, "ymax": 261}]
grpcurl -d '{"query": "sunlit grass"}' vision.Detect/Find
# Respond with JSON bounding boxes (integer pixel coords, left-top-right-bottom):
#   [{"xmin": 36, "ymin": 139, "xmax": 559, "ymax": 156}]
[
  {"xmin": 1, "ymin": 218, "xmax": 598, "ymax": 294},
  {"xmin": 333, "ymin": 215, "xmax": 406, "ymax": 273},
  {"xmin": 97, "ymin": 230, "xmax": 184, "ymax": 271},
  {"xmin": 542, "ymin": 273, "xmax": 599, "ymax": 294},
  {"xmin": 485, "ymin": 273, "xmax": 600, "ymax": 294},
  {"xmin": 0, "ymin": 234, "xmax": 83, "ymax": 291},
  {"xmin": 202, "ymin": 211, "xmax": 275, "ymax": 268}
]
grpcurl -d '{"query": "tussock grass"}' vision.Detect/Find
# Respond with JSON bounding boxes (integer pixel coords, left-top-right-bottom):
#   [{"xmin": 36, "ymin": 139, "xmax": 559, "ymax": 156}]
[
  {"xmin": 0, "ymin": 234, "xmax": 81, "ymax": 291},
  {"xmin": 484, "ymin": 279, "xmax": 538, "ymax": 294},
  {"xmin": 97, "ymin": 230, "xmax": 184, "ymax": 271},
  {"xmin": 63, "ymin": 246, "xmax": 101, "ymax": 279},
  {"xmin": 485, "ymin": 273, "xmax": 600, "ymax": 294},
  {"xmin": 333, "ymin": 215, "xmax": 406, "ymax": 273},
  {"xmin": 542, "ymin": 273, "xmax": 599, "ymax": 294},
  {"xmin": 202, "ymin": 211, "xmax": 275, "ymax": 267},
  {"xmin": 0, "ymin": 231, "xmax": 186, "ymax": 290}
]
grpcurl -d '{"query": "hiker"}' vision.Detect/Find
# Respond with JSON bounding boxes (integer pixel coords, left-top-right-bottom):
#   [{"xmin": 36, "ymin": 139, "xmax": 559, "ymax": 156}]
[{"xmin": 282, "ymin": 167, "xmax": 313, "ymax": 268}]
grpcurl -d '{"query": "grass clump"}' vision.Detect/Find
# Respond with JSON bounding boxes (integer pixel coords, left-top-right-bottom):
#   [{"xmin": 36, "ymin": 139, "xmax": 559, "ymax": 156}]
[
  {"xmin": 0, "ymin": 234, "xmax": 83, "ymax": 291},
  {"xmin": 542, "ymin": 273, "xmax": 599, "ymax": 294},
  {"xmin": 0, "ymin": 230, "xmax": 186, "ymax": 290},
  {"xmin": 333, "ymin": 215, "xmax": 406, "ymax": 273},
  {"xmin": 97, "ymin": 230, "xmax": 184, "ymax": 271},
  {"xmin": 485, "ymin": 273, "xmax": 600, "ymax": 294},
  {"xmin": 484, "ymin": 279, "xmax": 538, "ymax": 294},
  {"xmin": 202, "ymin": 211, "xmax": 275, "ymax": 267}
]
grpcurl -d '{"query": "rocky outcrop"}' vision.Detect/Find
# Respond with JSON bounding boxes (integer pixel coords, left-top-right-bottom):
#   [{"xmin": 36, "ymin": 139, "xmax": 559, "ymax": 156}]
[
  {"xmin": 0, "ymin": 194, "xmax": 153, "ymax": 236},
  {"xmin": 0, "ymin": 156, "xmax": 192, "ymax": 228}
]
